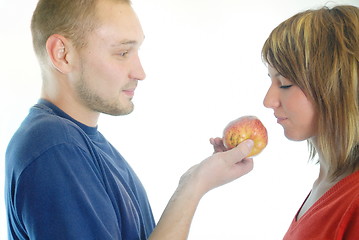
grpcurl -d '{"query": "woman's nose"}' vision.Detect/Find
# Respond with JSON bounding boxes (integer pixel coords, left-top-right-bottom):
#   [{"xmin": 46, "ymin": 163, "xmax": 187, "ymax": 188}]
[{"xmin": 263, "ymin": 85, "xmax": 279, "ymax": 109}]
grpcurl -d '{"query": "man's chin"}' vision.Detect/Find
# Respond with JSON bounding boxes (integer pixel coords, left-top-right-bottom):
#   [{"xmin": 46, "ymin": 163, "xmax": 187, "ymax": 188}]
[{"xmin": 105, "ymin": 104, "xmax": 134, "ymax": 116}]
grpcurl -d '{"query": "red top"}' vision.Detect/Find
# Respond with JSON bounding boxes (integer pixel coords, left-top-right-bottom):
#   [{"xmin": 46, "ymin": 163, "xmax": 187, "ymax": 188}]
[{"xmin": 283, "ymin": 171, "xmax": 359, "ymax": 240}]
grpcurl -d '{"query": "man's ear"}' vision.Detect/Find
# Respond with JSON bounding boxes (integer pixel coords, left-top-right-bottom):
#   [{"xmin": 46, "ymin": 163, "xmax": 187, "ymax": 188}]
[{"xmin": 46, "ymin": 34, "xmax": 71, "ymax": 73}]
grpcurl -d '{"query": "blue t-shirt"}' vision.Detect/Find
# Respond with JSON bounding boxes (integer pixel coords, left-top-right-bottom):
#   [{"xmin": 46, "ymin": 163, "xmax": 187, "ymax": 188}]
[{"xmin": 5, "ymin": 99, "xmax": 156, "ymax": 240}]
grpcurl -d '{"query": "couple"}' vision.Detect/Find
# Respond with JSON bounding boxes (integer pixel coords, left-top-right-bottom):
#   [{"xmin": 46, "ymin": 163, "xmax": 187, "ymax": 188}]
[{"xmin": 5, "ymin": 0, "xmax": 359, "ymax": 239}]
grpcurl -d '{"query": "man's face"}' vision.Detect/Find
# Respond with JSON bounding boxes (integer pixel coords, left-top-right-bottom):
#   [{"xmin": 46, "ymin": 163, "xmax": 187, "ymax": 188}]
[{"xmin": 71, "ymin": 1, "xmax": 145, "ymax": 116}]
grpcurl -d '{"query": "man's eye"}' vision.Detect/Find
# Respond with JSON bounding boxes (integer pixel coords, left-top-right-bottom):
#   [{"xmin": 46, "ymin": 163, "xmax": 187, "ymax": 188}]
[
  {"xmin": 119, "ymin": 51, "xmax": 129, "ymax": 57},
  {"xmin": 280, "ymin": 85, "xmax": 293, "ymax": 89}
]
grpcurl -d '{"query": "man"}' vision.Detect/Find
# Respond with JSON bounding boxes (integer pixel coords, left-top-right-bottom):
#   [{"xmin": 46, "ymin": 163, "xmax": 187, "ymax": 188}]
[{"xmin": 5, "ymin": 0, "xmax": 254, "ymax": 239}]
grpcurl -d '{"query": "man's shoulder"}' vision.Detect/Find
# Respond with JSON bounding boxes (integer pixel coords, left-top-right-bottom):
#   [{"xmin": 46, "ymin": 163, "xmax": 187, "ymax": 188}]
[
  {"xmin": 6, "ymin": 106, "xmax": 89, "ymax": 166},
  {"xmin": 20, "ymin": 105, "xmax": 84, "ymax": 144},
  {"xmin": 5, "ymin": 105, "xmax": 96, "ymax": 181}
]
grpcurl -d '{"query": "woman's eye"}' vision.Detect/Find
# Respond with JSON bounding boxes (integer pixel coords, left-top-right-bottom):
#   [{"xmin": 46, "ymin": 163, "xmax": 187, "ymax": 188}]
[{"xmin": 280, "ymin": 85, "xmax": 293, "ymax": 89}]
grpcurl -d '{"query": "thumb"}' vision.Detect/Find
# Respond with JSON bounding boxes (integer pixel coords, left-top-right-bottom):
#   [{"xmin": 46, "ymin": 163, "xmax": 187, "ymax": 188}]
[{"xmin": 225, "ymin": 139, "xmax": 254, "ymax": 164}]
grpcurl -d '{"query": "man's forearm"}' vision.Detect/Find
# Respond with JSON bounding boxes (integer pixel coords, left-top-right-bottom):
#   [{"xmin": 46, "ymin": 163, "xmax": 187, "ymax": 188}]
[
  {"xmin": 148, "ymin": 169, "xmax": 203, "ymax": 240},
  {"xmin": 149, "ymin": 140, "xmax": 253, "ymax": 240}
]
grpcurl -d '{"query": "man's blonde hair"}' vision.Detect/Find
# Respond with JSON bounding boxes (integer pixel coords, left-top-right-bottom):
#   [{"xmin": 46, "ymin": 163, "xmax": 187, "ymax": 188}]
[{"xmin": 31, "ymin": 0, "xmax": 131, "ymax": 59}]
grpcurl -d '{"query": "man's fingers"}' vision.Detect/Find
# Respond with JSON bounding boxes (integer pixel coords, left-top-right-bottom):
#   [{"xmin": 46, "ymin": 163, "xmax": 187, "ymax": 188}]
[{"xmin": 225, "ymin": 139, "xmax": 254, "ymax": 163}]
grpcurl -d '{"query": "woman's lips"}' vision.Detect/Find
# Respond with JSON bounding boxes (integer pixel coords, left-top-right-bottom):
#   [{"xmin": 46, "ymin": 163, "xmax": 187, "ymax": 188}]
[{"xmin": 275, "ymin": 115, "xmax": 288, "ymax": 124}]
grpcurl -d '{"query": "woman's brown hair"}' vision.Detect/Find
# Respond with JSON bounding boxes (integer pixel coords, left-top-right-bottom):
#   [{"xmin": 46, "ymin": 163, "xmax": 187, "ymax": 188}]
[{"xmin": 262, "ymin": 5, "xmax": 359, "ymax": 180}]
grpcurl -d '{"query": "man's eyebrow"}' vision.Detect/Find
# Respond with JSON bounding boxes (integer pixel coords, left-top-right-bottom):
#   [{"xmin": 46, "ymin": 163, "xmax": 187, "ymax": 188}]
[
  {"xmin": 111, "ymin": 40, "xmax": 138, "ymax": 47},
  {"xmin": 112, "ymin": 36, "xmax": 145, "ymax": 47}
]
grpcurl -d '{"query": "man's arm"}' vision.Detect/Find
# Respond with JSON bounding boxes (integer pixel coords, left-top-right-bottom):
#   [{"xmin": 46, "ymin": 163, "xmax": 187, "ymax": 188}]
[{"xmin": 149, "ymin": 140, "xmax": 254, "ymax": 240}]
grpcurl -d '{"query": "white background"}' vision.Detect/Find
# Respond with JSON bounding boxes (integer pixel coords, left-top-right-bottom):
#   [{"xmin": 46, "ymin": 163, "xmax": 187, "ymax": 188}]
[{"xmin": 1, "ymin": 0, "xmax": 358, "ymax": 239}]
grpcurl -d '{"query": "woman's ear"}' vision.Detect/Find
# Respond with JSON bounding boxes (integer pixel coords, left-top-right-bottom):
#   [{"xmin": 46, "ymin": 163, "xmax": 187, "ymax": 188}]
[{"xmin": 46, "ymin": 34, "xmax": 71, "ymax": 73}]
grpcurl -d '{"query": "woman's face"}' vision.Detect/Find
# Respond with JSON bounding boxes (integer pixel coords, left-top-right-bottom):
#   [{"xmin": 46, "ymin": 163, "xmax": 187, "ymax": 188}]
[{"xmin": 263, "ymin": 65, "xmax": 317, "ymax": 141}]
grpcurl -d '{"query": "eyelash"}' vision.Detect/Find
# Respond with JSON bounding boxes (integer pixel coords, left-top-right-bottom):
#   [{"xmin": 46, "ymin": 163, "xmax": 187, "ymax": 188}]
[
  {"xmin": 280, "ymin": 85, "xmax": 293, "ymax": 89},
  {"xmin": 119, "ymin": 51, "xmax": 129, "ymax": 57}
]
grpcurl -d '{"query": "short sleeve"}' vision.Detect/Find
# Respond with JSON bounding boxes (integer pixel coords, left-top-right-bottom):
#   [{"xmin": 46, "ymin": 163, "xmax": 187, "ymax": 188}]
[{"xmin": 15, "ymin": 143, "xmax": 122, "ymax": 240}]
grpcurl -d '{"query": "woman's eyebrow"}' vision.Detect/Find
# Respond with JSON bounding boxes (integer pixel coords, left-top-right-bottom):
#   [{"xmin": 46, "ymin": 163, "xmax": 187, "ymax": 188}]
[{"xmin": 268, "ymin": 72, "xmax": 281, "ymax": 78}]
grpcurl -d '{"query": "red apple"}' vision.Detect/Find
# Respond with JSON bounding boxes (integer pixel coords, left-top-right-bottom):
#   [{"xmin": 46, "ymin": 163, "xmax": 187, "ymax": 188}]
[{"xmin": 223, "ymin": 115, "xmax": 268, "ymax": 157}]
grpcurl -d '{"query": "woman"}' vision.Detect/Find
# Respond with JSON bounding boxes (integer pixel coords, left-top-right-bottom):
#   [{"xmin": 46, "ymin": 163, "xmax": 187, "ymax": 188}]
[
  {"xmin": 212, "ymin": 5, "xmax": 359, "ymax": 239},
  {"xmin": 263, "ymin": 5, "xmax": 359, "ymax": 239}
]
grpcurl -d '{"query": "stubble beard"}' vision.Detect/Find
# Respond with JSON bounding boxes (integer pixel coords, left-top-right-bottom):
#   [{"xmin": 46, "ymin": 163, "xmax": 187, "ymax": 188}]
[{"xmin": 75, "ymin": 72, "xmax": 134, "ymax": 116}]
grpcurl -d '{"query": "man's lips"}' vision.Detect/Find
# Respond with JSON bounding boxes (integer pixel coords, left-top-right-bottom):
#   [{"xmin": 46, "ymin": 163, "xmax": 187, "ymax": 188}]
[{"xmin": 123, "ymin": 88, "xmax": 136, "ymax": 97}]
